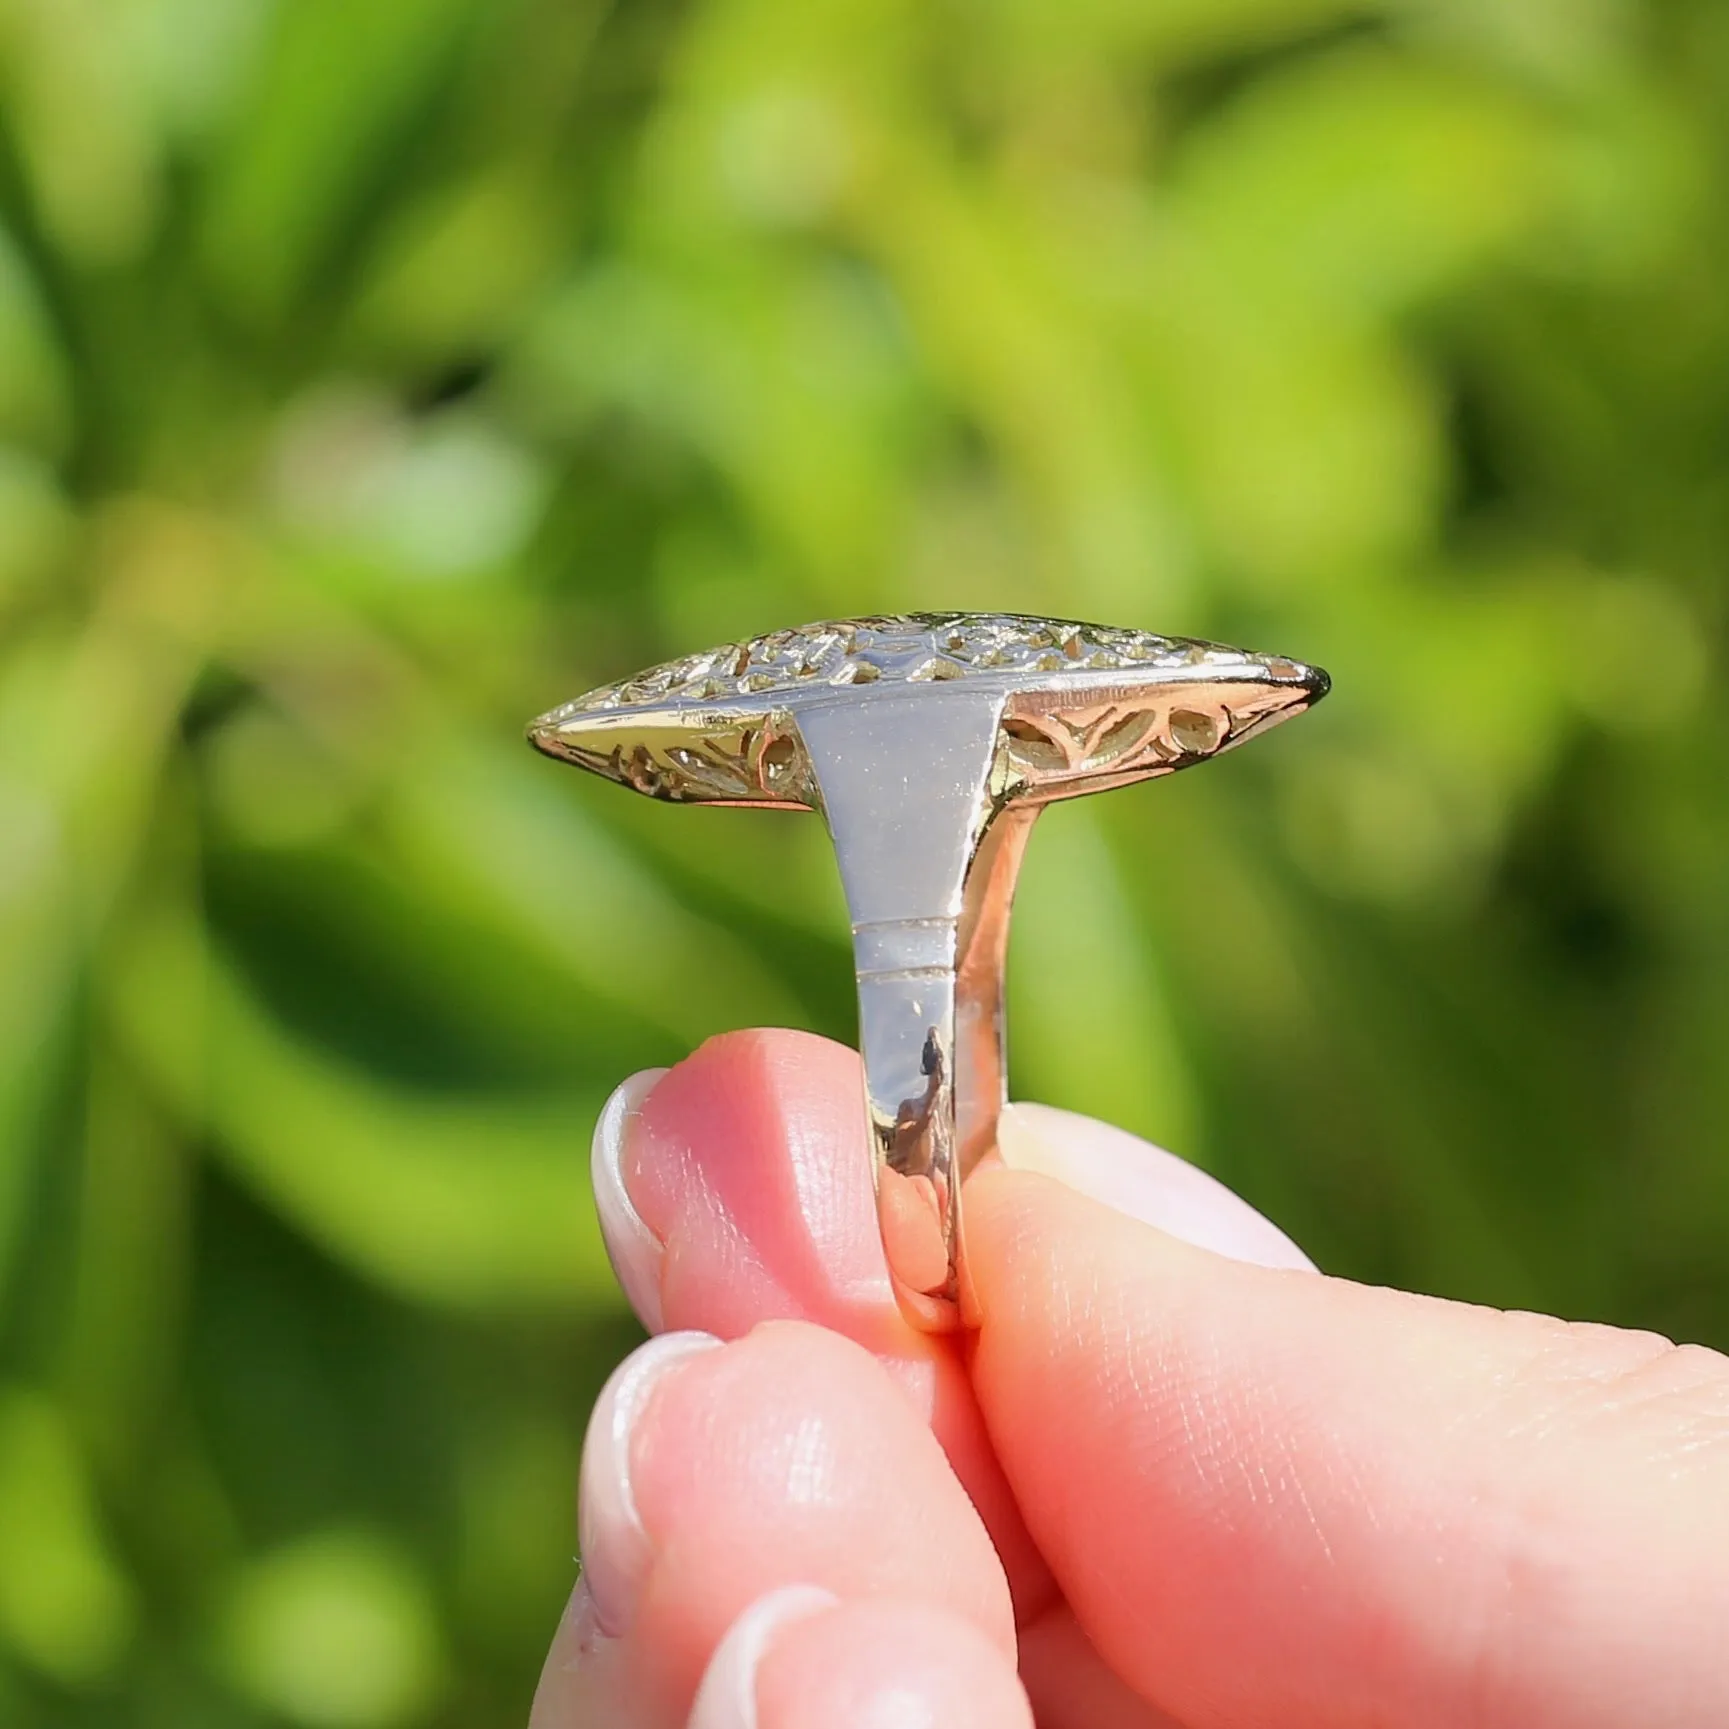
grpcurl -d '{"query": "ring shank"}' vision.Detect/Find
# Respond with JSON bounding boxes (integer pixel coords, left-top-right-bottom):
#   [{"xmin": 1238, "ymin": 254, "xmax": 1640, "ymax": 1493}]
[{"xmin": 795, "ymin": 690, "xmax": 1031, "ymax": 1330}]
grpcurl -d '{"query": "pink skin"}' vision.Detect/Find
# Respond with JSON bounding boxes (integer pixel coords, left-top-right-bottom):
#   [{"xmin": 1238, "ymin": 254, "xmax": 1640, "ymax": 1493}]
[
  {"xmin": 616, "ymin": 1033, "xmax": 1054, "ymax": 1609},
  {"xmin": 742, "ymin": 1597, "xmax": 1034, "ymax": 1729},
  {"xmin": 538, "ymin": 1029, "xmax": 1729, "ymax": 1729},
  {"xmin": 530, "ymin": 1325, "xmax": 1022, "ymax": 1729}
]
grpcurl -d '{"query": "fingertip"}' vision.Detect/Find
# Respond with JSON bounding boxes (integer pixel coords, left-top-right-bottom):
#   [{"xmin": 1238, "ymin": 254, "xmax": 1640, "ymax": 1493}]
[
  {"xmin": 626, "ymin": 1030, "xmax": 899, "ymax": 1337},
  {"xmin": 692, "ymin": 1592, "xmax": 1033, "ymax": 1729},
  {"xmin": 631, "ymin": 1318, "xmax": 1013, "ymax": 1653},
  {"xmin": 686, "ymin": 1586, "xmax": 840, "ymax": 1729},
  {"xmin": 597, "ymin": 1317, "xmax": 1015, "ymax": 1721},
  {"xmin": 964, "ymin": 1149, "xmax": 1296, "ymax": 1350},
  {"xmin": 592, "ymin": 1067, "xmax": 671, "ymax": 1332},
  {"xmin": 995, "ymin": 1101, "xmax": 1316, "ymax": 1271},
  {"xmin": 578, "ymin": 1329, "xmax": 724, "ymax": 1637}
]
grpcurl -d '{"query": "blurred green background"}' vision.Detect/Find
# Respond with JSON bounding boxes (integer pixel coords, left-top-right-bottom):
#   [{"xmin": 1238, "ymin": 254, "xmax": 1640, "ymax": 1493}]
[{"xmin": 2, "ymin": 0, "xmax": 1727, "ymax": 1721}]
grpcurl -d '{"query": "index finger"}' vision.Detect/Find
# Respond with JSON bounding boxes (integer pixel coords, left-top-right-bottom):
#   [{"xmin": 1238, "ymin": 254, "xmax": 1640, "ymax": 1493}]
[{"xmin": 602, "ymin": 1030, "xmax": 1052, "ymax": 1612}]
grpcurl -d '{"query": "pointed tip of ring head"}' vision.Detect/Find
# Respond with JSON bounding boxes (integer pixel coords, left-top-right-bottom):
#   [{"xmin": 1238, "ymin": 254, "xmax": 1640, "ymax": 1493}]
[
  {"xmin": 1258, "ymin": 654, "xmax": 1329, "ymax": 711},
  {"xmin": 1205, "ymin": 654, "xmax": 1328, "ymax": 756},
  {"xmin": 526, "ymin": 713, "xmax": 572, "ymax": 761}
]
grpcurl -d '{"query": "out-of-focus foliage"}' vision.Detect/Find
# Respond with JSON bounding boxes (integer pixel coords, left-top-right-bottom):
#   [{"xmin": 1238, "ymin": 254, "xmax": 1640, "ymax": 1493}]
[{"xmin": 1, "ymin": 0, "xmax": 1727, "ymax": 1720}]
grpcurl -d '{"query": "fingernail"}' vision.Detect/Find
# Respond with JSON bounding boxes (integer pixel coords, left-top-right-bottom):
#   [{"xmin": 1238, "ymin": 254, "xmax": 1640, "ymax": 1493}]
[
  {"xmin": 578, "ymin": 1329, "xmax": 722, "ymax": 1637},
  {"xmin": 687, "ymin": 1585, "xmax": 840, "ymax": 1729},
  {"xmin": 592, "ymin": 1068, "xmax": 671, "ymax": 1332},
  {"xmin": 996, "ymin": 1101, "xmax": 1317, "ymax": 1271}
]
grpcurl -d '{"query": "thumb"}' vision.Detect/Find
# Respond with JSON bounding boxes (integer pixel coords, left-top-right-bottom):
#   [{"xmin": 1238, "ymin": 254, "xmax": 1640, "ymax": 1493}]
[{"xmin": 967, "ymin": 1110, "xmax": 1729, "ymax": 1729}]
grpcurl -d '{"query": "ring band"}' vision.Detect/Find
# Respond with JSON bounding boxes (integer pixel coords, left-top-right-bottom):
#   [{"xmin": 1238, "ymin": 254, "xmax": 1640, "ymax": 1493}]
[{"xmin": 529, "ymin": 613, "xmax": 1328, "ymax": 1330}]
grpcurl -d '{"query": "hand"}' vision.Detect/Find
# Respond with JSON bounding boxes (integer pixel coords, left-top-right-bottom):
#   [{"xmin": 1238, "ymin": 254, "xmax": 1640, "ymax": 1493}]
[{"xmin": 530, "ymin": 1031, "xmax": 1729, "ymax": 1729}]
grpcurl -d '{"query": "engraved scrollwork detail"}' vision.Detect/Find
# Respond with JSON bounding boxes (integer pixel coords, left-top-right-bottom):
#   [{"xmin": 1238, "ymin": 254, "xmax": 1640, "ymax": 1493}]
[
  {"xmin": 549, "ymin": 718, "xmax": 817, "ymax": 806},
  {"xmin": 995, "ymin": 697, "xmax": 1233, "ymax": 801},
  {"xmin": 539, "ymin": 613, "xmax": 1250, "ymax": 721}
]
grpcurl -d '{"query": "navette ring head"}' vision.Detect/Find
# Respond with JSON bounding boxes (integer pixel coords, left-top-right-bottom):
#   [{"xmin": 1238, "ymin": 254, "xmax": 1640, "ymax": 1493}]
[
  {"xmin": 527, "ymin": 611, "xmax": 1327, "ymax": 812},
  {"xmin": 529, "ymin": 612, "xmax": 1329, "ymax": 1330}
]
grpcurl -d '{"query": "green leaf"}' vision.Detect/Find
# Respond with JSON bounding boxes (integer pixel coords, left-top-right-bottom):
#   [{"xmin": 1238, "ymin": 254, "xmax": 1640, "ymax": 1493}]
[
  {"xmin": 199, "ymin": 0, "xmax": 487, "ymax": 320},
  {"xmin": 108, "ymin": 905, "xmax": 618, "ymax": 1310}
]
